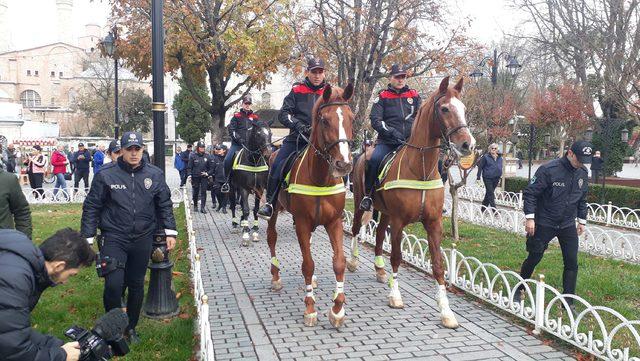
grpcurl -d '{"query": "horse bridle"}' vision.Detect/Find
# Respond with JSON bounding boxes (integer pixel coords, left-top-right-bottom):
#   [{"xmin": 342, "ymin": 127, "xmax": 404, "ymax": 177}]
[{"xmin": 307, "ymin": 101, "xmax": 354, "ymax": 165}]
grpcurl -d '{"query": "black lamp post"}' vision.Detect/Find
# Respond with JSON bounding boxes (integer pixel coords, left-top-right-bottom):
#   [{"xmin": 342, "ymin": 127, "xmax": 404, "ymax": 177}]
[
  {"xmin": 101, "ymin": 28, "xmax": 119, "ymax": 140},
  {"xmin": 469, "ymin": 49, "xmax": 522, "ymax": 87},
  {"xmin": 527, "ymin": 122, "xmax": 535, "ymax": 183}
]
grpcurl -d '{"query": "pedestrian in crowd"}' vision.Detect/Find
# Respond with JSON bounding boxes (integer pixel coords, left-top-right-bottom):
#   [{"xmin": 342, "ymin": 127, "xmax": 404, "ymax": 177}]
[
  {"xmin": 24, "ymin": 145, "xmax": 47, "ymax": 200},
  {"xmin": 0, "ymin": 228, "xmax": 94, "ymax": 361},
  {"xmin": 174, "ymin": 146, "xmax": 186, "ymax": 186},
  {"xmin": 73, "ymin": 143, "xmax": 92, "ymax": 194},
  {"xmin": 207, "ymin": 146, "xmax": 218, "ymax": 210},
  {"xmin": 590, "ymin": 150, "xmax": 604, "ymax": 183},
  {"xmin": 0, "ymin": 143, "xmax": 7, "ymax": 170},
  {"xmin": 516, "ymin": 150, "xmax": 523, "ymax": 169},
  {"xmin": 476, "ymin": 143, "xmax": 503, "ymax": 211},
  {"xmin": 67, "ymin": 146, "xmax": 76, "ymax": 173},
  {"xmin": 4, "ymin": 144, "xmax": 18, "ymax": 173},
  {"xmin": 179, "ymin": 144, "xmax": 192, "ymax": 186},
  {"xmin": 0, "ymin": 165, "xmax": 31, "ymax": 238},
  {"xmin": 93, "ymin": 144, "xmax": 106, "ymax": 175},
  {"xmin": 211, "ymin": 145, "xmax": 228, "ymax": 213},
  {"xmin": 81, "ymin": 131, "xmax": 177, "ymax": 343},
  {"xmin": 187, "ymin": 141, "xmax": 213, "ymax": 214},
  {"xmin": 50, "ymin": 144, "xmax": 70, "ymax": 201},
  {"xmin": 514, "ymin": 141, "xmax": 593, "ymax": 314},
  {"xmin": 142, "ymin": 145, "xmax": 151, "ymax": 165},
  {"xmin": 106, "ymin": 140, "xmax": 122, "ymax": 164},
  {"xmin": 358, "ymin": 64, "xmax": 421, "ymax": 211}
]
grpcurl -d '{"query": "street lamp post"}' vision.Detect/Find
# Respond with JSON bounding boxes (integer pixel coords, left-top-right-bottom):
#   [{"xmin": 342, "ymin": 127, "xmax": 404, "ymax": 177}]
[
  {"xmin": 470, "ymin": 49, "xmax": 522, "ymax": 87},
  {"xmin": 527, "ymin": 123, "xmax": 535, "ymax": 183},
  {"xmin": 101, "ymin": 28, "xmax": 119, "ymax": 140}
]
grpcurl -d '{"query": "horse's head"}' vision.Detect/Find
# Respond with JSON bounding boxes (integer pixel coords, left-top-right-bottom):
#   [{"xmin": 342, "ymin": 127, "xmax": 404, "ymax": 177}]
[
  {"xmin": 434, "ymin": 76, "xmax": 476, "ymax": 156},
  {"xmin": 247, "ymin": 119, "xmax": 272, "ymax": 159},
  {"xmin": 312, "ymin": 83, "xmax": 355, "ymax": 178}
]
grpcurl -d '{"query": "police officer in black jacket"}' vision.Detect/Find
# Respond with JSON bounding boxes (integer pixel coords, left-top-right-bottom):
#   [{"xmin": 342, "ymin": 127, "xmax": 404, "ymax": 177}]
[
  {"xmin": 187, "ymin": 142, "xmax": 213, "ymax": 213},
  {"xmin": 221, "ymin": 95, "xmax": 259, "ymax": 193},
  {"xmin": 360, "ymin": 64, "xmax": 421, "ymax": 211},
  {"xmin": 81, "ymin": 131, "xmax": 177, "ymax": 343},
  {"xmin": 179, "ymin": 144, "xmax": 192, "ymax": 186},
  {"xmin": 514, "ymin": 141, "xmax": 593, "ymax": 311},
  {"xmin": 258, "ymin": 58, "xmax": 327, "ymax": 219}
]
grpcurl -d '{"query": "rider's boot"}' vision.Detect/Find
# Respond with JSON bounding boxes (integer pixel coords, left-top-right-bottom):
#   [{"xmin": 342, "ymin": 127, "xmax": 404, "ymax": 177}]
[
  {"xmin": 258, "ymin": 176, "xmax": 279, "ymax": 220},
  {"xmin": 359, "ymin": 166, "xmax": 376, "ymax": 211}
]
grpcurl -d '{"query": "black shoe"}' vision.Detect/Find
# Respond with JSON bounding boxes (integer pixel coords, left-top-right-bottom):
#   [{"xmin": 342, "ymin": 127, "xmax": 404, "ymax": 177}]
[
  {"xmin": 257, "ymin": 204, "xmax": 273, "ymax": 220},
  {"xmin": 126, "ymin": 329, "xmax": 141, "ymax": 344},
  {"xmin": 221, "ymin": 183, "xmax": 230, "ymax": 193},
  {"xmin": 359, "ymin": 196, "xmax": 373, "ymax": 211},
  {"xmin": 512, "ymin": 289, "xmax": 522, "ymax": 304},
  {"xmin": 200, "ymin": 207, "xmax": 207, "ymax": 214}
]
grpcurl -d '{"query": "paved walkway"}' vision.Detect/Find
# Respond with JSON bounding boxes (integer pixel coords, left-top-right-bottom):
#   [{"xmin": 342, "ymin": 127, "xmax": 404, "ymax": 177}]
[{"xmin": 193, "ymin": 206, "xmax": 575, "ymax": 360}]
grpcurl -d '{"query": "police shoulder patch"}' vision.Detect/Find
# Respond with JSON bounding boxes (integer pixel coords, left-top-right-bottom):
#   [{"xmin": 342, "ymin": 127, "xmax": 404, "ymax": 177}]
[{"xmin": 144, "ymin": 178, "xmax": 153, "ymax": 190}]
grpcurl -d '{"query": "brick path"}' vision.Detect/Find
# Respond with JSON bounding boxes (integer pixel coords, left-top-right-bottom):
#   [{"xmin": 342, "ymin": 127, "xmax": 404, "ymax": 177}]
[{"xmin": 193, "ymin": 205, "xmax": 574, "ymax": 361}]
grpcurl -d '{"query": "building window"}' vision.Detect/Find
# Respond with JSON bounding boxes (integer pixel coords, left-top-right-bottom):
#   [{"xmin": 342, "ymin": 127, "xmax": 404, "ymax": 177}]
[
  {"xmin": 34, "ymin": 70, "xmax": 39, "ymax": 77},
  {"xmin": 59, "ymin": 72, "xmax": 63, "ymax": 77},
  {"xmin": 27, "ymin": 70, "xmax": 31, "ymax": 76},
  {"xmin": 20, "ymin": 90, "xmax": 42, "ymax": 108},
  {"xmin": 51, "ymin": 71, "xmax": 55, "ymax": 77},
  {"xmin": 51, "ymin": 97, "xmax": 55, "ymax": 105},
  {"xmin": 262, "ymin": 92, "xmax": 271, "ymax": 106}
]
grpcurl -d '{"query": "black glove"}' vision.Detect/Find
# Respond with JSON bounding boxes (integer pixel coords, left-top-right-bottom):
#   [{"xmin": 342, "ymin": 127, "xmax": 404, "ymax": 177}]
[
  {"xmin": 294, "ymin": 121, "xmax": 311, "ymax": 136},
  {"xmin": 389, "ymin": 129, "xmax": 404, "ymax": 142}
]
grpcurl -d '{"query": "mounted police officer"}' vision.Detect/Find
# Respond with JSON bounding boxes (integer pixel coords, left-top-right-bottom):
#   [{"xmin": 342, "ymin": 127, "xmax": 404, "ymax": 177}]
[
  {"xmin": 514, "ymin": 140, "xmax": 593, "ymax": 313},
  {"xmin": 188, "ymin": 141, "xmax": 213, "ymax": 214},
  {"xmin": 258, "ymin": 57, "xmax": 327, "ymax": 220},
  {"xmin": 81, "ymin": 131, "xmax": 177, "ymax": 343},
  {"xmin": 359, "ymin": 64, "xmax": 421, "ymax": 211},
  {"xmin": 221, "ymin": 95, "xmax": 259, "ymax": 193}
]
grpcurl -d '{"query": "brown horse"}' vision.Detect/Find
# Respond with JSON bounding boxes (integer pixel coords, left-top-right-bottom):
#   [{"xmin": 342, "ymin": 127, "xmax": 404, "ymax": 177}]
[
  {"xmin": 267, "ymin": 84, "xmax": 354, "ymax": 328},
  {"xmin": 349, "ymin": 76, "xmax": 475, "ymax": 329}
]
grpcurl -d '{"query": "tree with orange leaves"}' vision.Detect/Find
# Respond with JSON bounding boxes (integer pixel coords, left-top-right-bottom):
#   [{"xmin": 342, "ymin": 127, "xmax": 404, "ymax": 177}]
[
  {"xmin": 527, "ymin": 82, "xmax": 594, "ymax": 155},
  {"xmin": 111, "ymin": 0, "xmax": 294, "ymax": 142}
]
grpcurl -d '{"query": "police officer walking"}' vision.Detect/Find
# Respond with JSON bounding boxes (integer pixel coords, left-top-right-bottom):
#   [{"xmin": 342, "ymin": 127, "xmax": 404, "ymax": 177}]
[
  {"xmin": 258, "ymin": 58, "xmax": 327, "ymax": 219},
  {"xmin": 360, "ymin": 64, "xmax": 421, "ymax": 211},
  {"xmin": 221, "ymin": 95, "xmax": 259, "ymax": 193},
  {"xmin": 187, "ymin": 142, "xmax": 213, "ymax": 214},
  {"xmin": 514, "ymin": 140, "xmax": 593, "ymax": 312},
  {"xmin": 80, "ymin": 131, "xmax": 177, "ymax": 343}
]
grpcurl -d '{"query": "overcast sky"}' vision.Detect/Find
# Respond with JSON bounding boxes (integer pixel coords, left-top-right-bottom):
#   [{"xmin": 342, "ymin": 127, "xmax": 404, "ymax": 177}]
[{"xmin": 5, "ymin": 0, "xmax": 524, "ymax": 50}]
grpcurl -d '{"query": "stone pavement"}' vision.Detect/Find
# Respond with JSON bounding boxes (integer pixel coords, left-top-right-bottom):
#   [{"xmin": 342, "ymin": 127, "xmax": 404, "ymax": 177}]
[{"xmin": 193, "ymin": 205, "xmax": 576, "ymax": 361}]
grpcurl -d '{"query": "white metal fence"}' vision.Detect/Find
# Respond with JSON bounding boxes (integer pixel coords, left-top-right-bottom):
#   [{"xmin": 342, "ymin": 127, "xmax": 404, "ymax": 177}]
[
  {"xmin": 184, "ymin": 187, "xmax": 216, "ymax": 361},
  {"xmin": 457, "ymin": 185, "xmax": 640, "ymax": 232},
  {"xmin": 22, "ymin": 187, "xmax": 186, "ymax": 207},
  {"xmin": 343, "ymin": 210, "xmax": 640, "ymax": 361}
]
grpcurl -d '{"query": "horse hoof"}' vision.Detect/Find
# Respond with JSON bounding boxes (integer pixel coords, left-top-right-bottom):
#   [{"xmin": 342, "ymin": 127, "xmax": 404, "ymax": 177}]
[
  {"xmin": 241, "ymin": 234, "xmax": 250, "ymax": 247},
  {"xmin": 252, "ymin": 232, "xmax": 260, "ymax": 242},
  {"xmin": 231, "ymin": 226, "xmax": 240, "ymax": 234},
  {"xmin": 388, "ymin": 297, "xmax": 404, "ymax": 309},
  {"xmin": 271, "ymin": 279, "xmax": 283, "ymax": 291},
  {"xmin": 346, "ymin": 259, "xmax": 358, "ymax": 272},
  {"xmin": 303, "ymin": 312, "xmax": 318, "ymax": 327},
  {"xmin": 441, "ymin": 314, "xmax": 459, "ymax": 329},
  {"xmin": 376, "ymin": 272, "xmax": 387, "ymax": 284},
  {"xmin": 311, "ymin": 278, "xmax": 318, "ymax": 289},
  {"xmin": 328, "ymin": 308, "xmax": 346, "ymax": 328}
]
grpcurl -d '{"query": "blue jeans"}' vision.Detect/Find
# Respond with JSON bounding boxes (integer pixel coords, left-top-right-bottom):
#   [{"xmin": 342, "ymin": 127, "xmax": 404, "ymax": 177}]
[
  {"xmin": 53, "ymin": 173, "xmax": 68, "ymax": 200},
  {"xmin": 364, "ymin": 143, "xmax": 398, "ymax": 194},
  {"xmin": 223, "ymin": 143, "xmax": 243, "ymax": 180},
  {"xmin": 265, "ymin": 140, "xmax": 306, "ymax": 203}
]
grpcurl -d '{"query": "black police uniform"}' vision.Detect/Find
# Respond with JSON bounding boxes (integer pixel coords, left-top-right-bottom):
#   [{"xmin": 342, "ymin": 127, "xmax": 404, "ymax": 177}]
[
  {"xmin": 187, "ymin": 148, "xmax": 214, "ymax": 212},
  {"xmin": 81, "ymin": 151, "xmax": 176, "ymax": 333},
  {"xmin": 210, "ymin": 151, "xmax": 228, "ymax": 211},
  {"xmin": 518, "ymin": 151, "xmax": 590, "ymax": 303}
]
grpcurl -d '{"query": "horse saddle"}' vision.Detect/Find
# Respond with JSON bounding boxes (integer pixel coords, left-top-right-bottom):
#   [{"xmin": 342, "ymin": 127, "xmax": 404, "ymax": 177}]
[
  {"xmin": 281, "ymin": 146, "xmax": 308, "ymax": 187},
  {"xmin": 368, "ymin": 149, "xmax": 399, "ymax": 187}
]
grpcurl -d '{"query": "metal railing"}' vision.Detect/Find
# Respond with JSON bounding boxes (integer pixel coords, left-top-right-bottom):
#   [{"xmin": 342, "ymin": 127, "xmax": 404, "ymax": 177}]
[
  {"xmin": 343, "ymin": 210, "xmax": 640, "ymax": 361},
  {"xmin": 23, "ymin": 187, "xmax": 186, "ymax": 207},
  {"xmin": 184, "ymin": 186, "xmax": 216, "ymax": 361}
]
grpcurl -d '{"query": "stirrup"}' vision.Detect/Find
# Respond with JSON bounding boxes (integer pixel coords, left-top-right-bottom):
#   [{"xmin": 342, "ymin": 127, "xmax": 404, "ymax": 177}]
[
  {"xmin": 221, "ymin": 183, "xmax": 230, "ymax": 193},
  {"xmin": 359, "ymin": 196, "xmax": 373, "ymax": 211},
  {"xmin": 257, "ymin": 203, "xmax": 273, "ymax": 220}
]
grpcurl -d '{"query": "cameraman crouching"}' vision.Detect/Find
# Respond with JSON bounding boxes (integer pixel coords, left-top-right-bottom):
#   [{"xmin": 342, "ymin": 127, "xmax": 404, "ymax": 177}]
[
  {"xmin": 0, "ymin": 228, "xmax": 95, "ymax": 361},
  {"xmin": 80, "ymin": 132, "xmax": 177, "ymax": 344}
]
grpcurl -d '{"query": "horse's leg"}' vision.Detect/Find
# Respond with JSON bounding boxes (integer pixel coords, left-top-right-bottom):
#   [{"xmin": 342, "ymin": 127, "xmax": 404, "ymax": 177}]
[
  {"xmin": 267, "ymin": 209, "xmax": 282, "ymax": 291},
  {"xmin": 241, "ymin": 189, "xmax": 251, "ymax": 246},
  {"xmin": 230, "ymin": 187, "xmax": 239, "ymax": 232},
  {"xmin": 423, "ymin": 217, "xmax": 459, "ymax": 329},
  {"xmin": 373, "ymin": 213, "xmax": 390, "ymax": 283},
  {"xmin": 325, "ymin": 217, "xmax": 346, "ymax": 328},
  {"xmin": 387, "ymin": 218, "xmax": 405, "ymax": 309},
  {"xmin": 252, "ymin": 193, "xmax": 260, "ymax": 241},
  {"xmin": 295, "ymin": 219, "xmax": 317, "ymax": 327}
]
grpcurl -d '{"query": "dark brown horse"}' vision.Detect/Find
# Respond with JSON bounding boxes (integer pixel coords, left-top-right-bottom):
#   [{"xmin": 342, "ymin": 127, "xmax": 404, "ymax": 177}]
[
  {"xmin": 267, "ymin": 84, "xmax": 354, "ymax": 328},
  {"xmin": 349, "ymin": 76, "xmax": 475, "ymax": 329}
]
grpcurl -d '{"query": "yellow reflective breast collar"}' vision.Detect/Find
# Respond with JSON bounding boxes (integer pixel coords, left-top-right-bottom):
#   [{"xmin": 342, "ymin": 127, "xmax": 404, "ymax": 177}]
[
  {"xmin": 232, "ymin": 149, "xmax": 269, "ymax": 172},
  {"xmin": 377, "ymin": 147, "xmax": 443, "ymax": 191}
]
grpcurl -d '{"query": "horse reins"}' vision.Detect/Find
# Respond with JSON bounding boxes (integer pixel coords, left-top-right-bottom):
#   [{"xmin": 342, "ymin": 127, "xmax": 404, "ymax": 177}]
[{"xmin": 303, "ymin": 101, "xmax": 354, "ymax": 166}]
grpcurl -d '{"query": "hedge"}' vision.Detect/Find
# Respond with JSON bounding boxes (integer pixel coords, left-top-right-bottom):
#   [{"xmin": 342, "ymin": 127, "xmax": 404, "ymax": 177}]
[{"xmin": 504, "ymin": 177, "xmax": 640, "ymax": 209}]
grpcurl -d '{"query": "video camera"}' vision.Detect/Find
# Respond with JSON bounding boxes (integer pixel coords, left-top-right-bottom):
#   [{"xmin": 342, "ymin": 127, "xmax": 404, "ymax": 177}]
[{"xmin": 65, "ymin": 308, "xmax": 130, "ymax": 361}]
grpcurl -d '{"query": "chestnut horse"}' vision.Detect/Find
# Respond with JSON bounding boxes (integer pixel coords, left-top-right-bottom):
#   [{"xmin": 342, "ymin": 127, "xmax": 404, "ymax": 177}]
[
  {"xmin": 349, "ymin": 76, "xmax": 475, "ymax": 329},
  {"xmin": 267, "ymin": 84, "xmax": 354, "ymax": 328}
]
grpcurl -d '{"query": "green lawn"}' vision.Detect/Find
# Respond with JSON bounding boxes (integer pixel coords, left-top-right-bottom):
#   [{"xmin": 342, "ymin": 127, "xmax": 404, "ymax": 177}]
[{"xmin": 30, "ymin": 204, "xmax": 195, "ymax": 361}]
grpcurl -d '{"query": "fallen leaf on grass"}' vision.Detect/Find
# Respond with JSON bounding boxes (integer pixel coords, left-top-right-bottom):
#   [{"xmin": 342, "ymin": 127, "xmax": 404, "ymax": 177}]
[
  {"xmin": 178, "ymin": 313, "xmax": 190, "ymax": 319},
  {"xmin": 175, "ymin": 292, "xmax": 182, "ymax": 299},
  {"xmin": 68, "ymin": 306, "xmax": 77, "ymax": 314},
  {"xmin": 172, "ymin": 271, "xmax": 184, "ymax": 276}
]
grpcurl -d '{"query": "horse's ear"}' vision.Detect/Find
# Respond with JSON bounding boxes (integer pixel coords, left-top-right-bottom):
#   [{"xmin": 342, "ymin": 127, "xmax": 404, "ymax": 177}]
[
  {"xmin": 438, "ymin": 76, "xmax": 450, "ymax": 94},
  {"xmin": 454, "ymin": 77, "xmax": 464, "ymax": 93},
  {"xmin": 343, "ymin": 83, "xmax": 354, "ymax": 101},
  {"xmin": 323, "ymin": 84, "xmax": 332, "ymax": 102}
]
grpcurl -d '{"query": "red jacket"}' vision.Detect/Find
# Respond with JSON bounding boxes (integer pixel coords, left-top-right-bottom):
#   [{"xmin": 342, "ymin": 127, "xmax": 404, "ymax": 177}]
[{"xmin": 50, "ymin": 151, "xmax": 68, "ymax": 175}]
